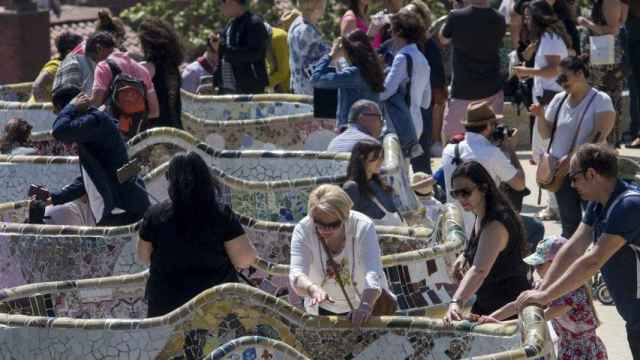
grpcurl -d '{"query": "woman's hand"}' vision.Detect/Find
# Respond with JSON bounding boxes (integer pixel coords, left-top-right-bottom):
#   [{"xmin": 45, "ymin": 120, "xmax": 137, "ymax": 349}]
[
  {"xmin": 529, "ymin": 103, "xmax": 544, "ymax": 118},
  {"xmin": 444, "ymin": 302, "xmax": 463, "ymax": 325},
  {"xmin": 452, "ymin": 254, "xmax": 467, "ymax": 282},
  {"xmin": 330, "ymin": 38, "xmax": 345, "ymax": 60},
  {"xmin": 577, "ymin": 16, "xmax": 592, "ymax": 29},
  {"xmin": 309, "ymin": 285, "xmax": 335, "ymax": 306},
  {"xmin": 477, "ymin": 315, "xmax": 501, "ymax": 324},
  {"xmin": 512, "ymin": 66, "xmax": 533, "ymax": 79},
  {"xmin": 350, "ymin": 303, "xmax": 372, "ymax": 327}
]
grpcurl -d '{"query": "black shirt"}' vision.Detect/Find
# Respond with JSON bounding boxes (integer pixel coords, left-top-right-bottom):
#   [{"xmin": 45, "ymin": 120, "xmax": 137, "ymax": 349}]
[
  {"xmin": 140, "ymin": 201, "xmax": 245, "ymax": 317},
  {"xmin": 152, "ymin": 62, "xmax": 182, "ymax": 129},
  {"xmin": 441, "ymin": 6, "xmax": 506, "ymax": 100}
]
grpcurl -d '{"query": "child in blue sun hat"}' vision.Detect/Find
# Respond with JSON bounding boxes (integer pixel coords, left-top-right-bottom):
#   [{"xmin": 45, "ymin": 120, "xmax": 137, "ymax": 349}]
[{"xmin": 482, "ymin": 236, "xmax": 608, "ymax": 360}]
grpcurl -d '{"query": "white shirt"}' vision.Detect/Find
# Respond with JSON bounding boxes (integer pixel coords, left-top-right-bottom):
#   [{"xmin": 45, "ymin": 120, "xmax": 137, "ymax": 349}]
[
  {"xmin": 545, "ymin": 88, "xmax": 615, "ymax": 159},
  {"xmin": 81, "ymin": 166, "xmax": 104, "ymax": 223},
  {"xmin": 441, "ymin": 132, "xmax": 519, "ymax": 236},
  {"xmin": 289, "ymin": 211, "xmax": 390, "ymax": 315},
  {"xmin": 532, "ymin": 32, "xmax": 568, "ymax": 102},
  {"xmin": 380, "ymin": 43, "xmax": 431, "ymax": 138},
  {"xmin": 45, "ymin": 200, "xmax": 96, "ymax": 226}
]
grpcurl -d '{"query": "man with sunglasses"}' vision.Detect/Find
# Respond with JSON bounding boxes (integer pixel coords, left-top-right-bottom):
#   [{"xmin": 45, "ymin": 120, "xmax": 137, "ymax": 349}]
[
  {"xmin": 442, "ymin": 101, "xmax": 526, "ymax": 237},
  {"xmin": 517, "ymin": 144, "xmax": 640, "ymax": 359},
  {"xmin": 327, "ymin": 100, "xmax": 384, "ymax": 153}
]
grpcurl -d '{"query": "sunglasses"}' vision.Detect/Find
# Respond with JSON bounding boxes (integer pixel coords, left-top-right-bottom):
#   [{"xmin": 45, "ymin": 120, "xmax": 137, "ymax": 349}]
[
  {"xmin": 313, "ymin": 218, "xmax": 343, "ymax": 231},
  {"xmin": 449, "ymin": 186, "xmax": 477, "ymax": 200},
  {"xmin": 568, "ymin": 169, "xmax": 585, "ymax": 183},
  {"xmin": 556, "ymin": 73, "xmax": 569, "ymax": 86}
]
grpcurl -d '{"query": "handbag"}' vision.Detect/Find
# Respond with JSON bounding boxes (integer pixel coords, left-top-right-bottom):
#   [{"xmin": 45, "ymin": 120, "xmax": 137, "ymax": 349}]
[
  {"xmin": 318, "ymin": 234, "xmax": 398, "ymax": 316},
  {"xmin": 536, "ymin": 92, "xmax": 597, "ymax": 192}
]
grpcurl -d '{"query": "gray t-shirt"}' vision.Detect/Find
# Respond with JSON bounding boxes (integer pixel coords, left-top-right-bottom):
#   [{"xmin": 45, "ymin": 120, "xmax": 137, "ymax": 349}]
[
  {"xmin": 545, "ymin": 88, "xmax": 615, "ymax": 158},
  {"xmin": 326, "ymin": 126, "xmax": 378, "ymax": 153}
]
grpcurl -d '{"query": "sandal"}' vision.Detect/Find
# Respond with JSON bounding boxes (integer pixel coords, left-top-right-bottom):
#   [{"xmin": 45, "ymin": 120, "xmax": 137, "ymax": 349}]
[{"xmin": 536, "ymin": 207, "xmax": 559, "ymax": 221}]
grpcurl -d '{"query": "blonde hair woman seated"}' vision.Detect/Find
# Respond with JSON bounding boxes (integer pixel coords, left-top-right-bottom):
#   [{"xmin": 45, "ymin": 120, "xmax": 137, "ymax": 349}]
[{"xmin": 289, "ymin": 184, "xmax": 391, "ymax": 326}]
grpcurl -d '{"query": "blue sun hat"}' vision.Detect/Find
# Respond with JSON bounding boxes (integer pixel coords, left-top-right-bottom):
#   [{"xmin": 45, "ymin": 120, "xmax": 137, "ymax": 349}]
[{"xmin": 523, "ymin": 236, "xmax": 569, "ymax": 266}]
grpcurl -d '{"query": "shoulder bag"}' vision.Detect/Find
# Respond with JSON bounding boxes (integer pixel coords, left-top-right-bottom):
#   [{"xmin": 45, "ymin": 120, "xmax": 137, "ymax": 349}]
[
  {"xmin": 318, "ymin": 234, "xmax": 398, "ymax": 316},
  {"xmin": 536, "ymin": 92, "xmax": 597, "ymax": 192}
]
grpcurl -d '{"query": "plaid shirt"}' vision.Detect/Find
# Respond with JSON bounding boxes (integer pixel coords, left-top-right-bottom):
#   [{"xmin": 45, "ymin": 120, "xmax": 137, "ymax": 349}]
[{"xmin": 52, "ymin": 54, "xmax": 95, "ymax": 95}]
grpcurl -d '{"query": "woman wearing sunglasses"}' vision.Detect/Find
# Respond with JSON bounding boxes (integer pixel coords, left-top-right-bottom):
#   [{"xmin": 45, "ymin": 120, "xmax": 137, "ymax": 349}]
[
  {"xmin": 289, "ymin": 184, "xmax": 391, "ymax": 326},
  {"xmin": 343, "ymin": 140, "xmax": 404, "ymax": 227},
  {"xmin": 444, "ymin": 161, "xmax": 530, "ymax": 323}
]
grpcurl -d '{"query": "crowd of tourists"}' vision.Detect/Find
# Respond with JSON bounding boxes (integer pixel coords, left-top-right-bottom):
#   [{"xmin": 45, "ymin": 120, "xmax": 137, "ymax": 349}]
[{"xmin": 2, "ymin": 0, "xmax": 640, "ymax": 358}]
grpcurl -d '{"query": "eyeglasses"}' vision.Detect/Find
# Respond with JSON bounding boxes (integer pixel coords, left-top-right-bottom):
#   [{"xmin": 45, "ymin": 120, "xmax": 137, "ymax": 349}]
[
  {"xmin": 313, "ymin": 218, "xmax": 343, "ymax": 231},
  {"xmin": 362, "ymin": 112, "xmax": 382, "ymax": 119},
  {"xmin": 568, "ymin": 169, "xmax": 585, "ymax": 183},
  {"xmin": 449, "ymin": 186, "xmax": 477, "ymax": 200},
  {"xmin": 556, "ymin": 73, "xmax": 569, "ymax": 86}
]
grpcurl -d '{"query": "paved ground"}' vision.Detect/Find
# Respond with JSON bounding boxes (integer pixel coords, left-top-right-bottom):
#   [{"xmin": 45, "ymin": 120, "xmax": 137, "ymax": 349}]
[{"xmin": 432, "ymin": 147, "xmax": 640, "ymax": 359}]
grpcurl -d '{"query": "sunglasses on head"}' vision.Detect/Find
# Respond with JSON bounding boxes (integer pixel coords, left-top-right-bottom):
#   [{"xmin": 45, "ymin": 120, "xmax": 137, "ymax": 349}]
[
  {"xmin": 313, "ymin": 218, "xmax": 342, "ymax": 231},
  {"xmin": 568, "ymin": 168, "xmax": 585, "ymax": 183},
  {"xmin": 449, "ymin": 186, "xmax": 477, "ymax": 200}
]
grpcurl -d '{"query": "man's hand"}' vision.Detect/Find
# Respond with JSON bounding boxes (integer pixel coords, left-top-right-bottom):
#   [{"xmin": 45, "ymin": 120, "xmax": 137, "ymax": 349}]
[
  {"xmin": 70, "ymin": 93, "xmax": 91, "ymax": 113},
  {"xmin": 515, "ymin": 289, "xmax": 551, "ymax": 312},
  {"xmin": 208, "ymin": 33, "xmax": 220, "ymax": 53}
]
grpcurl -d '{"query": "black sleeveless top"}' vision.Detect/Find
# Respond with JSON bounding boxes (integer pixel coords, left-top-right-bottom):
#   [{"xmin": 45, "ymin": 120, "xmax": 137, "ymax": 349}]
[
  {"xmin": 152, "ymin": 62, "xmax": 183, "ymax": 129},
  {"xmin": 463, "ymin": 210, "xmax": 528, "ymax": 287}
]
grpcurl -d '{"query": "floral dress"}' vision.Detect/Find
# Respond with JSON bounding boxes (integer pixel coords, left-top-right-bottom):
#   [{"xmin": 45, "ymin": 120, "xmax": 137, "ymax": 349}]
[
  {"xmin": 287, "ymin": 15, "xmax": 330, "ymax": 96},
  {"xmin": 550, "ymin": 286, "xmax": 608, "ymax": 360}
]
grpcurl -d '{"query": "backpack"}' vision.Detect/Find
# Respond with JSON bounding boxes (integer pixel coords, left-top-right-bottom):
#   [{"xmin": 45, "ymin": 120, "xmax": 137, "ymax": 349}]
[{"xmin": 106, "ymin": 59, "xmax": 148, "ymax": 136}]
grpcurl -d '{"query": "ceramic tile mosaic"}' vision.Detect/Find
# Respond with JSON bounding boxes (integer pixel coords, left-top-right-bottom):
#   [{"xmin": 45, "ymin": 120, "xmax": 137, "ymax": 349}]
[
  {"xmin": 203, "ymin": 336, "xmax": 310, "ymax": 360},
  {"xmin": 0, "ymin": 276, "xmax": 554, "ymax": 360}
]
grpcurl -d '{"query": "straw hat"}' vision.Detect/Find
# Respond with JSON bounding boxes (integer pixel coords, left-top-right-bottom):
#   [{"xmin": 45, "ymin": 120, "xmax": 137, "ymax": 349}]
[
  {"xmin": 411, "ymin": 172, "xmax": 435, "ymax": 195},
  {"xmin": 461, "ymin": 101, "xmax": 503, "ymax": 127}
]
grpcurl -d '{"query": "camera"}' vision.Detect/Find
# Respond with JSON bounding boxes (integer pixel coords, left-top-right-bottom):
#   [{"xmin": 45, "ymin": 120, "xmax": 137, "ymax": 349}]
[{"xmin": 490, "ymin": 124, "xmax": 517, "ymax": 145}]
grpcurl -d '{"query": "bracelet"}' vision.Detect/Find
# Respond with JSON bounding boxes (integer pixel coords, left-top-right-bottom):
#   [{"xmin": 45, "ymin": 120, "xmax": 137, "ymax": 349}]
[{"xmin": 450, "ymin": 299, "xmax": 461, "ymax": 305}]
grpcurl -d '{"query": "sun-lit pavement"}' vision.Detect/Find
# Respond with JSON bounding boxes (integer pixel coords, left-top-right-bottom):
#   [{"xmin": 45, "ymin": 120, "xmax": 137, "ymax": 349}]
[{"xmin": 432, "ymin": 147, "xmax": 639, "ymax": 359}]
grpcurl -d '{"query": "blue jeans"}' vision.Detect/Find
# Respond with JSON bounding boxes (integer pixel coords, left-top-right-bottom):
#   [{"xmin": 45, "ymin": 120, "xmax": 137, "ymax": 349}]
[{"xmin": 411, "ymin": 107, "xmax": 433, "ymax": 174}]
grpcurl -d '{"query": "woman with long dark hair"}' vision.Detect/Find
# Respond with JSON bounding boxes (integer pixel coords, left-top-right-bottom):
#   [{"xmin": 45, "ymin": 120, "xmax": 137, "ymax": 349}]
[
  {"xmin": 137, "ymin": 152, "xmax": 257, "ymax": 317},
  {"xmin": 343, "ymin": 140, "xmax": 403, "ymax": 226},
  {"xmin": 310, "ymin": 30, "xmax": 384, "ymax": 130},
  {"xmin": 444, "ymin": 161, "xmax": 530, "ymax": 322},
  {"xmin": 138, "ymin": 17, "xmax": 184, "ymax": 129}
]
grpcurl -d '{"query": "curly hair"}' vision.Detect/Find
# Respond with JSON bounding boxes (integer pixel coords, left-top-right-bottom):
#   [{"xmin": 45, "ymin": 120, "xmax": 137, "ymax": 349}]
[
  {"xmin": 138, "ymin": 17, "xmax": 184, "ymax": 67},
  {"xmin": 342, "ymin": 30, "xmax": 385, "ymax": 92},
  {"xmin": 96, "ymin": 10, "xmax": 126, "ymax": 44},
  {"xmin": 390, "ymin": 9, "xmax": 426, "ymax": 44}
]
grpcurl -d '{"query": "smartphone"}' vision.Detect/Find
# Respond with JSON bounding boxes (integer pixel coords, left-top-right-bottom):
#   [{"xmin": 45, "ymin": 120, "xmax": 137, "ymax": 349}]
[
  {"xmin": 28, "ymin": 184, "xmax": 50, "ymax": 201},
  {"xmin": 117, "ymin": 159, "xmax": 142, "ymax": 184}
]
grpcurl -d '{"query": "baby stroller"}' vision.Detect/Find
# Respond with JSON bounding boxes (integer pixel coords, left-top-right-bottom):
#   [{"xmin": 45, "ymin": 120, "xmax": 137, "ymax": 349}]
[{"xmin": 592, "ymin": 273, "xmax": 614, "ymax": 305}]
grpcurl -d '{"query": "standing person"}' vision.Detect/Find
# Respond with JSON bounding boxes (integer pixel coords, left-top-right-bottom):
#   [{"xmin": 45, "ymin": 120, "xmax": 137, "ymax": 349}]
[
  {"xmin": 340, "ymin": 0, "xmax": 370, "ymax": 36},
  {"xmin": 49, "ymin": 88, "xmax": 150, "ymax": 226},
  {"xmin": 89, "ymin": 31, "xmax": 161, "ymax": 129},
  {"xmin": 517, "ymin": 144, "xmax": 640, "ymax": 359},
  {"xmin": 264, "ymin": 23, "xmax": 291, "ymax": 93},
  {"xmin": 343, "ymin": 140, "xmax": 404, "ymax": 227},
  {"xmin": 30, "ymin": 32, "xmax": 83, "ymax": 103},
  {"xmin": 138, "ymin": 17, "xmax": 184, "ymax": 129},
  {"xmin": 213, "ymin": 0, "xmax": 268, "ymax": 95},
  {"xmin": 379, "ymin": 9, "xmax": 431, "ymax": 160},
  {"xmin": 486, "ymin": 236, "xmax": 608, "ymax": 359},
  {"xmin": 310, "ymin": 30, "xmax": 384, "ymax": 130},
  {"xmin": 288, "ymin": 0, "xmax": 330, "ymax": 96},
  {"xmin": 512, "ymin": 0, "xmax": 570, "ymax": 162},
  {"xmin": 624, "ymin": 0, "xmax": 640, "ymax": 148},
  {"xmin": 439, "ymin": 0, "xmax": 506, "ymax": 143},
  {"xmin": 181, "ymin": 34, "xmax": 219, "ymax": 94},
  {"xmin": 137, "ymin": 152, "xmax": 257, "ymax": 317},
  {"xmin": 530, "ymin": 56, "xmax": 615, "ymax": 238},
  {"xmin": 577, "ymin": 0, "xmax": 626, "ymax": 143},
  {"xmin": 289, "ymin": 184, "xmax": 391, "ymax": 326},
  {"xmin": 444, "ymin": 161, "xmax": 530, "ymax": 321}
]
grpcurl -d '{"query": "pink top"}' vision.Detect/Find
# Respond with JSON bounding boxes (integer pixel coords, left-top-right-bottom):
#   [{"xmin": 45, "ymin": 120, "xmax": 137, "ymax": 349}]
[
  {"xmin": 92, "ymin": 51, "xmax": 156, "ymax": 94},
  {"xmin": 71, "ymin": 41, "xmax": 85, "ymax": 56}
]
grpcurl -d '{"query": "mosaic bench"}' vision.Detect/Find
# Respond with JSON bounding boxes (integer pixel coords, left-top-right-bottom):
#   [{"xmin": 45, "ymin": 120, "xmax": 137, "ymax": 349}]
[
  {"xmin": 0, "ymin": 273, "xmax": 553, "ymax": 360},
  {"xmin": 0, "ymin": 197, "xmax": 458, "ymax": 314},
  {"xmin": 203, "ymin": 336, "xmax": 310, "ymax": 360}
]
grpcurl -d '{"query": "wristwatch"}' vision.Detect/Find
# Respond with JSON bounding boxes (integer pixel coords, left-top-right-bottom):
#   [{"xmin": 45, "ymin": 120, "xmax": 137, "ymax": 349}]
[{"xmin": 450, "ymin": 299, "xmax": 461, "ymax": 305}]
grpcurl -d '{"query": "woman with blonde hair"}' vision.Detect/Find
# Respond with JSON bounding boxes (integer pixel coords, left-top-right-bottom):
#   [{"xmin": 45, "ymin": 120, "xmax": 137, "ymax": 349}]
[{"xmin": 289, "ymin": 184, "xmax": 392, "ymax": 325}]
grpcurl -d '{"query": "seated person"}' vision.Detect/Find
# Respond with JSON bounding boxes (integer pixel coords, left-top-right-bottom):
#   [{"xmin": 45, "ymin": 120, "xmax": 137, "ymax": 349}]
[
  {"xmin": 49, "ymin": 87, "xmax": 150, "ymax": 226},
  {"xmin": 26, "ymin": 197, "xmax": 95, "ymax": 226},
  {"xmin": 411, "ymin": 172, "xmax": 442, "ymax": 225},
  {"xmin": 137, "ymin": 152, "xmax": 257, "ymax": 317},
  {"xmin": 289, "ymin": 184, "xmax": 392, "ymax": 325},
  {"xmin": 343, "ymin": 140, "xmax": 404, "ymax": 226},
  {"xmin": 327, "ymin": 100, "xmax": 384, "ymax": 153},
  {"xmin": 0, "ymin": 118, "xmax": 36, "ymax": 155},
  {"xmin": 444, "ymin": 161, "xmax": 530, "ymax": 322}
]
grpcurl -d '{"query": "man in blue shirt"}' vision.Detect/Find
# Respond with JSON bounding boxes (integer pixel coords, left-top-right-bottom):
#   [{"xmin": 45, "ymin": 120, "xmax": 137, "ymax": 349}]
[{"xmin": 517, "ymin": 143, "xmax": 640, "ymax": 358}]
